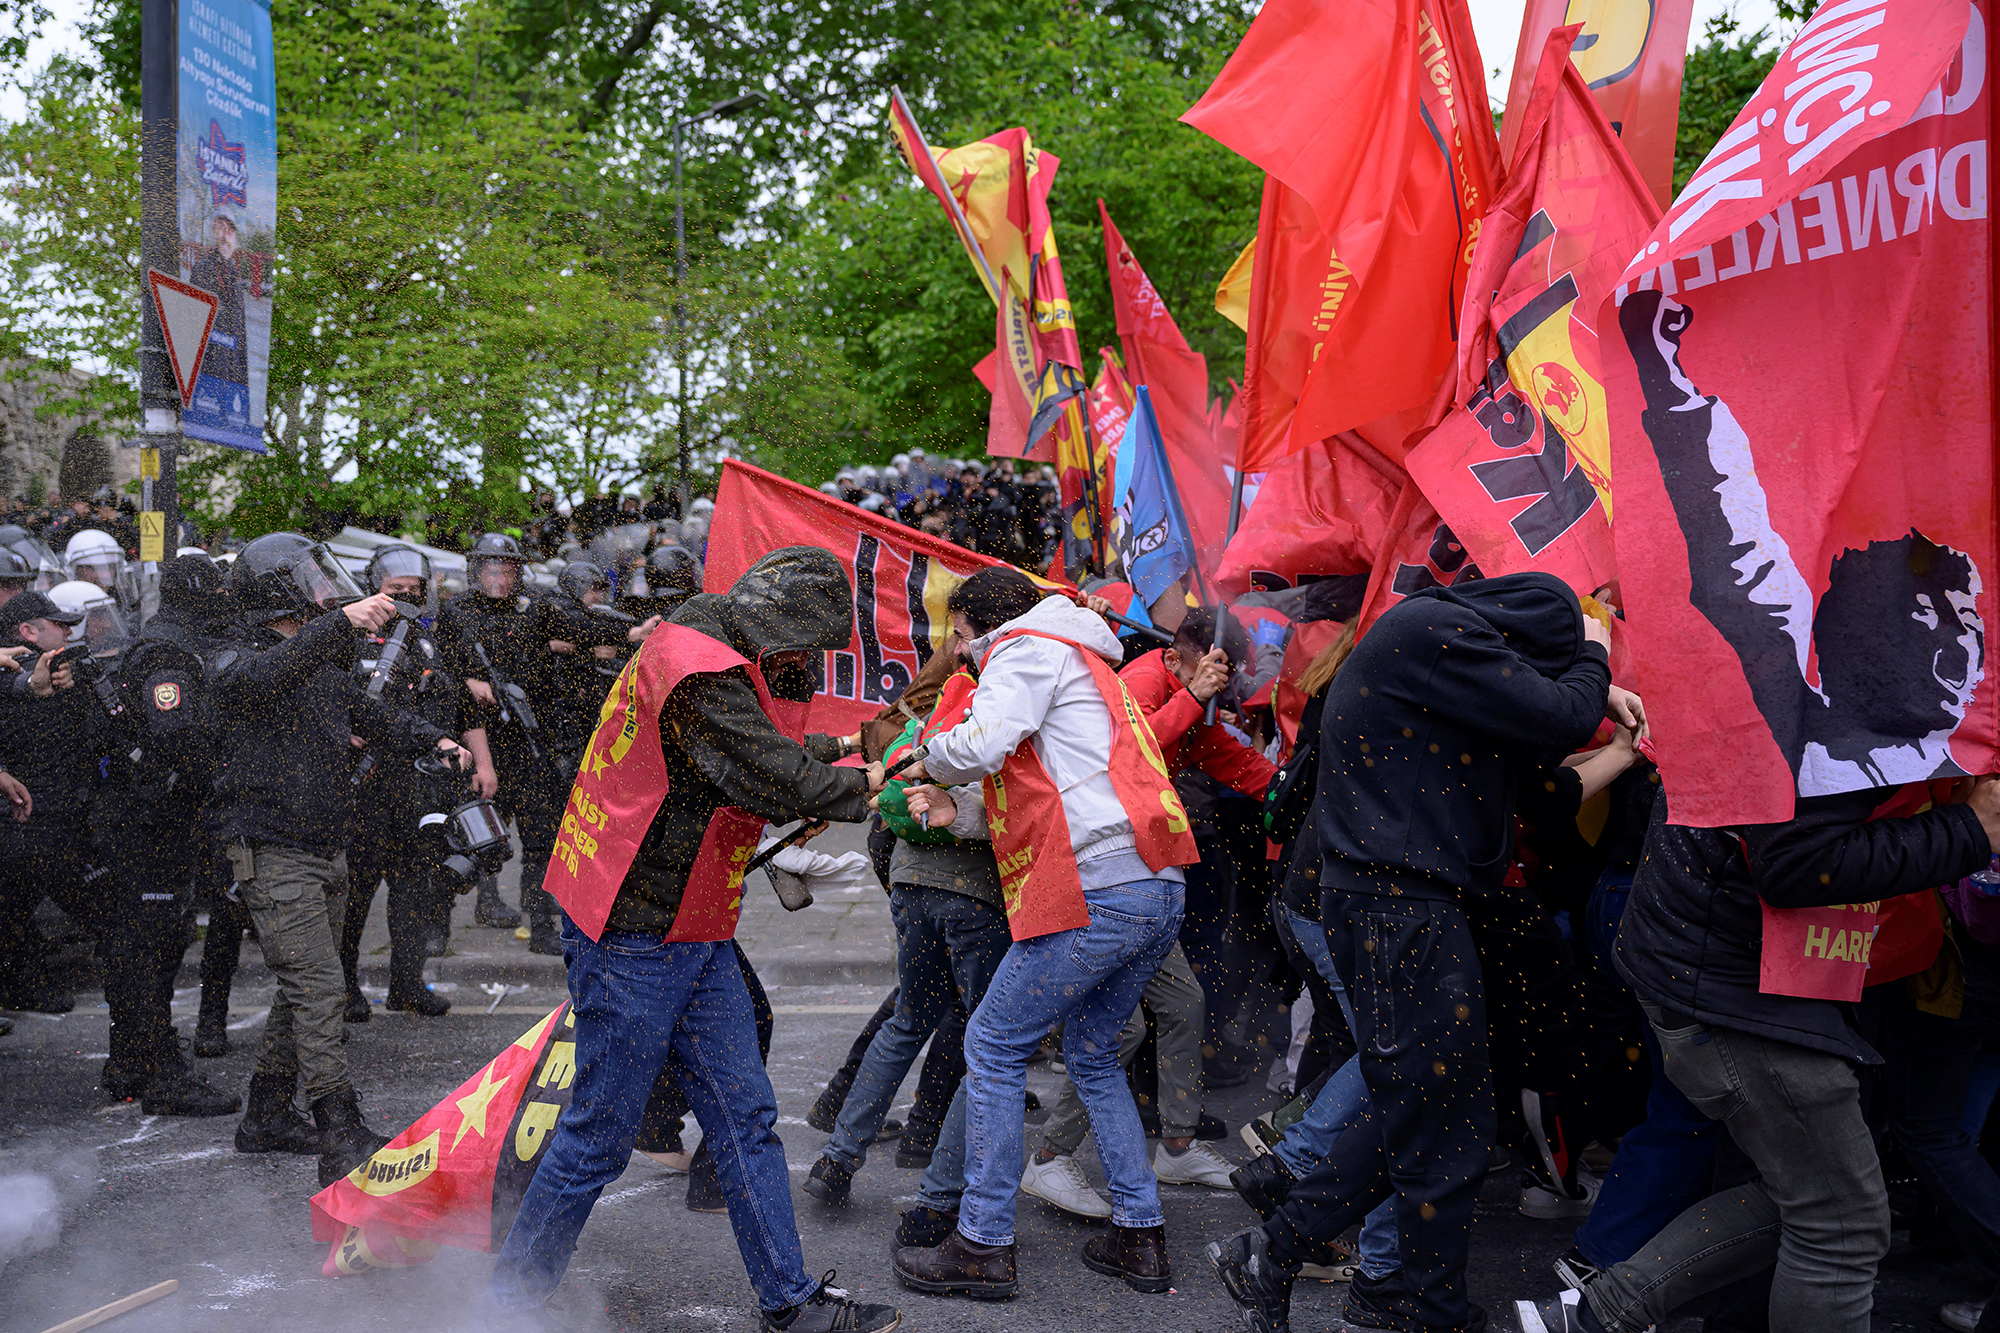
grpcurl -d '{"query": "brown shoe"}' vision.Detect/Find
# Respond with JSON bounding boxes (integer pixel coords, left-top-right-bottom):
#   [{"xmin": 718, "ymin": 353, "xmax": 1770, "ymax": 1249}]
[
  {"xmin": 1082, "ymin": 1222, "xmax": 1172, "ymax": 1294},
  {"xmin": 892, "ymin": 1228, "xmax": 1018, "ymax": 1299}
]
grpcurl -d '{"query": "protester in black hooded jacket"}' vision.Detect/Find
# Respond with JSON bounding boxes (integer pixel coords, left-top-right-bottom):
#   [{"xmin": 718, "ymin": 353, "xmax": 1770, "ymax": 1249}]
[
  {"xmin": 1210, "ymin": 572, "xmax": 1623, "ymax": 1333},
  {"xmin": 1517, "ymin": 779, "xmax": 2000, "ymax": 1333}
]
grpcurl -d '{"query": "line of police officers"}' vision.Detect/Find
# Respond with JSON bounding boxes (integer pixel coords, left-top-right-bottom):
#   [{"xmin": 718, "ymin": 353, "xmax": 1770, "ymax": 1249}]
[{"xmin": 0, "ymin": 527, "xmax": 678, "ymax": 1187}]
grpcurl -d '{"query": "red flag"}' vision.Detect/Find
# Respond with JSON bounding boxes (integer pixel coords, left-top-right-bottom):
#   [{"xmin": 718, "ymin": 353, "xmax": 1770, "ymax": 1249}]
[
  {"xmin": 1215, "ymin": 432, "xmax": 1406, "ymax": 598},
  {"xmin": 1497, "ymin": 0, "xmax": 1697, "ymax": 209},
  {"xmin": 1185, "ymin": 0, "xmax": 1503, "ymax": 469},
  {"xmin": 312, "ymin": 1005, "xmax": 574, "ymax": 1274},
  {"xmin": 707, "ymin": 461, "xmax": 1031, "ymax": 737},
  {"xmin": 1406, "ymin": 25, "xmax": 1658, "ymax": 599},
  {"xmin": 1602, "ymin": 0, "xmax": 1988, "ymax": 826},
  {"xmin": 1352, "ymin": 481, "xmax": 1487, "ymax": 633},
  {"xmin": 1099, "ymin": 201, "xmax": 1233, "ymax": 573}
]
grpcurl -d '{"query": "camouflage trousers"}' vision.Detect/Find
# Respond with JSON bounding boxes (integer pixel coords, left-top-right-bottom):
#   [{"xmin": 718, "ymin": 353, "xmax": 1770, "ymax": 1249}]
[{"xmin": 235, "ymin": 842, "xmax": 351, "ymax": 1104}]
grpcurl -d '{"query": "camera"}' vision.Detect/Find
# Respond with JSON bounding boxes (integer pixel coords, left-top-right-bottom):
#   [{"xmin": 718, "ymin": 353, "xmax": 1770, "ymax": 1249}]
[{"xmin": 412, "ymin": 751, "xmax": 514, "ymax": 890}]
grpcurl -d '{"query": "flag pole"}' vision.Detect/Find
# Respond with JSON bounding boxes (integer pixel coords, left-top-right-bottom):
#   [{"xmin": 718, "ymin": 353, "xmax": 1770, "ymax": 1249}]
[{"xmin": 1202, "ymin": 454, "xmax": 1248, "ymax": 725}]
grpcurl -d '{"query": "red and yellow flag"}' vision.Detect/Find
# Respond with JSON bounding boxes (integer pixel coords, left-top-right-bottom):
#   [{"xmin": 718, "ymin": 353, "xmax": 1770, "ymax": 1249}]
[
  {"xmin": 1497, "ymin": 0, "xmax": 1696, "ymax": 209},
  {"xmin": 312, "ymin": 1005, "xmax": 576, "ymax": 1275},
  {"xmin": 888, "ymin": 89, "xmax": 1086, "ymax": 458}
]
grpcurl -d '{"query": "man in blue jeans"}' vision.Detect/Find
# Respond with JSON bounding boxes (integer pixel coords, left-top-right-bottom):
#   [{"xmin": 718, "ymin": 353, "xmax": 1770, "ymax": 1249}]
[
  {"xmin": 888, "ymin": 568, "xmax": 1199, "ymax": 1299},
  {"xmin": 486, "ymin": 547, "xmax": 900, "ymax": 1333}
]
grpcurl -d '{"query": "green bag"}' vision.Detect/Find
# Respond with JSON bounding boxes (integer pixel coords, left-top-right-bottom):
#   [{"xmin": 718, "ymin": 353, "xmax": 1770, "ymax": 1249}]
[{"xmin": 876, "ymin": 716, "xmax": 959, "ymax": 845}]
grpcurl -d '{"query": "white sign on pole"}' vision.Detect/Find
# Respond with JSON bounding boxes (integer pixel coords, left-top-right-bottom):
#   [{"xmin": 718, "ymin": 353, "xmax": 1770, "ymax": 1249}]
[{"xmin": 146, "ymin": 268, "xmax": 220, "ymax": 408}]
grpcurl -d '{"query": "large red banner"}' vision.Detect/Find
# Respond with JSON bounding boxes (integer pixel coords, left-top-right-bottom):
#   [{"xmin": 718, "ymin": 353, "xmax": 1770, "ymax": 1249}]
[
  {"xmin": 1408, "ymin": 25, "xmax": 1659, "ymax": 599},
  {"xmin": 1603, "ymin": 0, "xmax": 1991, "ymax": 826},
  {"xmin": 1497, "ymin": 0, "xmax": 1697, "ymax": 209},
  {"xmin": 706, "ymin": 460, "xmax": 1009, "ymax": 737}
]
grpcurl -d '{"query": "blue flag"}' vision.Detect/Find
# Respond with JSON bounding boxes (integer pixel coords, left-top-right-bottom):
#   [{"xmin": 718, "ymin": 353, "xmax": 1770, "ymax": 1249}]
[{"xmin": 1114, "ymin": 386, "xmax": 1201, "ymax": 606}]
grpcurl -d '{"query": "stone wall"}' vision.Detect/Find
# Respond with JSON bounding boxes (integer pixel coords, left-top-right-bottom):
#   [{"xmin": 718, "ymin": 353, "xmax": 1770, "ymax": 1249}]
[{"xmin": 0, "ymin": 364, "xmax": 139, "ymax": 505}]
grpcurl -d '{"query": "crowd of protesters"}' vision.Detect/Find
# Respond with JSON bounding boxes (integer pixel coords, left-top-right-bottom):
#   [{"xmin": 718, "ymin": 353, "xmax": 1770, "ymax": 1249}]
[{"xmin": 5, "ymin": 466, "xmax": 2000, "ymax": 1333}]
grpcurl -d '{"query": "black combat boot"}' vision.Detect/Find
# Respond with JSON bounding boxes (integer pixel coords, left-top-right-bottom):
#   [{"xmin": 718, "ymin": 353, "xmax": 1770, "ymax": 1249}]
[
  {"xmin": 138, "ymin": 1033, "xmax": 241, "ymax": 1117},
  {"xmin": 474, "ymin": 875, "xmax": 521, "ymax": 929},
  {"xmin": 313, "ymin": 1086, "xmax": 394, "ymax": 1187},
  {"xmin": 235, "ymin": 1071, "xmax": 321, "ymax": 1155}
]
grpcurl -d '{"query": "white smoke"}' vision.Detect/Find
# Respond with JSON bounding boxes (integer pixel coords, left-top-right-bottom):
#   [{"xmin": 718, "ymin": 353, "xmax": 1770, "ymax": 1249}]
[{"xmin": 0, "ymin": 1151, "xmax": 95, "ymax": 1268}]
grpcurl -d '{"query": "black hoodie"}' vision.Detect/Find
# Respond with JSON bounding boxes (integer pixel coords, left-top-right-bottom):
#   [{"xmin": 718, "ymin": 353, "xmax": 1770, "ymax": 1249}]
[
  {"xmin": 608, "ymin": 546, "xmax": 872, "ymax": 934},
  {"xmin": 1315, "ymin": 572, "xmax": 1610, "ymax": 903}
]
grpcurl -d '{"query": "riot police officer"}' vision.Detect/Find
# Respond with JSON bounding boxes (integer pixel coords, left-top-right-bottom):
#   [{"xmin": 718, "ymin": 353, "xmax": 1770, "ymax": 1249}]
[
  {"xmin": 91, "ymin": 553, "xmax": 241, "ymax": 1115},
  {"xmin": 213, "ymin": 533, "xmax": 471, "ymax": 1186},
  {"xmin": 435, "ymin": 534, "xmax": 654, "ymax": 953},
  {"xmin": 339, "ymin": 544, "xmax": 496, "ymax": 1020}
]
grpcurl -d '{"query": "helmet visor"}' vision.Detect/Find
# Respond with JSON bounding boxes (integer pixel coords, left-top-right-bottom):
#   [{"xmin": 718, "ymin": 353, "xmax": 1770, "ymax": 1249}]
[
  {"xmin": 372, "ymin": 547, "xmax": 431, "ymax": 584},
  {"xmin": 290, "ymin": 545, "xmax": 366, "ymax": 610},
  {"xmin": 67, "ymin": 552, "xmax": 124, "ymax": 590},
  {"xmin": 77, "ymin": 601, "xmax": 132, "ymax": 657}
]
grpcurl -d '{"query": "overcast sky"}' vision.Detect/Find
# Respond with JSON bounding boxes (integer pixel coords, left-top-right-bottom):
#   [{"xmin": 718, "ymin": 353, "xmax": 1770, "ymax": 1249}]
[{"xmin": 5, "ymin": 0, "xmax": 1791, "ymax": 125}]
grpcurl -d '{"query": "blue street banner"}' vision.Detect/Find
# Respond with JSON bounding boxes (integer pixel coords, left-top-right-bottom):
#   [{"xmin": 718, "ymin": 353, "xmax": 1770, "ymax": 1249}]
[
  {"xmin": 1113, "ymin": 386, "xmax": 1201, "ymax": 607},
  {"xmin": 177, "ymin": 0, "xmax": 275, "ymax": 453}
]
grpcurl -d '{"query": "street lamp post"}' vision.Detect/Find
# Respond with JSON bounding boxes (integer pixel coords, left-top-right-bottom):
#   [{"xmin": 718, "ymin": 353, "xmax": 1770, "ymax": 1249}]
[{"xmin": 674, "ymin": 90, "xmax": 767, "ymax": 518}]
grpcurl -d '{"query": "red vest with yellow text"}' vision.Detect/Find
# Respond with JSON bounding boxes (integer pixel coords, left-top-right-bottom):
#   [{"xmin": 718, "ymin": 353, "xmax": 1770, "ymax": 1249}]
[
  {"xmin": 545, "ymin": 624, "xmax": 806, "ymax": 942},
  {"xmin": 964, "ymin": 628, "xmax": 1199, "ymax": 941}
]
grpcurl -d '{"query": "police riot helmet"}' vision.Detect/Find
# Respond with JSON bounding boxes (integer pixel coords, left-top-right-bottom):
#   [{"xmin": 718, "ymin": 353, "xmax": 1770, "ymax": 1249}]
[
  {"xmin": 49, "ymin": 579, "xmax": 132, "ymax": 658},
  {"xmin": 556, "ymin": 560, "xmax": 610, "ymax": 606},
  {"xmin": 0, "ymin": 545, "xmax": 32, "ymax": 586},
  {"xmin": 232, "ymin": 532, "xmax": 366, "ymax": 625},
  {"xmin": 466, "ymin": 532, "xmax": 529, "ymax": 601},
  {"xmin": 818, "ymin": 481, "xmax": 841, "ymax": 496},
  {"xmin": 366, "ymin": 544, "xmax": 435, "ymax": 615},
  {"xmin": 63, "ymin": 528, "xmax": 125, "ymax": 587},
  {"xmin": 646, "ymin": 545, "xmax": 702, "ymax": 607}
]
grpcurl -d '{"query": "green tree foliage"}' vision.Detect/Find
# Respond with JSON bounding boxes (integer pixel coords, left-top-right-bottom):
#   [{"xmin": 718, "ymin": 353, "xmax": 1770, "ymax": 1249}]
[
  {"xmin": 1672, "ymin": 16, "xmax": 1781, "ymax": 195},
  {"xmin": 1, "ymin": 0, "xmax": 668, "ymax": 537}
]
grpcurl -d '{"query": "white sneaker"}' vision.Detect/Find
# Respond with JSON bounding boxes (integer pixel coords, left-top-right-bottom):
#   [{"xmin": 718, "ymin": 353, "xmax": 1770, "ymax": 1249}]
[
  {"xmin": 1152, "ymin": 1139, "xmax": 1235, "ymax": 1188},
  {"xmin": 1942, "ymin": 1300, "xmax": 1987, "ymax": 1333},
  {"xmin": 1020, "ymin": 1150, "xmax": 1113, "ymax": 1218},
  {"xmin": 1520, "ymin": 1166, "xmax": 1601, "ymax": 1220}
]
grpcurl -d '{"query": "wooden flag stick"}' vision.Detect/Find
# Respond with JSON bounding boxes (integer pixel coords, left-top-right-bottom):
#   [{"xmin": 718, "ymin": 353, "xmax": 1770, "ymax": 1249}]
[{"xmin": 36, "ymin": 1280, "xmax": 178, "ymax": 1333}]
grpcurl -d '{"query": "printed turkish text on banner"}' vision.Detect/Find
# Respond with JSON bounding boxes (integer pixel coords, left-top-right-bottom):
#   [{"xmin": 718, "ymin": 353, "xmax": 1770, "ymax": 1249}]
[{"xmin": 1601, "ymin": 0, "xmax": 1990, "ymax": 826}]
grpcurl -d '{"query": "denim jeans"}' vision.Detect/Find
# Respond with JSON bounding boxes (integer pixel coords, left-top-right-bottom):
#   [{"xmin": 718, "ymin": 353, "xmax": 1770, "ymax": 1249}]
[
  {"xmin": 490, "ymin": 923, "xmax": 817, "ymax": 1314},
  {"xmin": 1268, "ymin": 893, "xmax": 1493, "ymax": 1332},
  {"xmin": 824, "ymin": 886, "xmax": 1010, "ymax": 1172},
  {"xmin": 1584, "ymin": 1004, "xmax": 1888, "ymax": 1333},
  {"xmin": 1041, "ymin": 941, "xmax": 1205, "ymax": 1148},
  {"xmin": 1280, "ymin": 906, "xmax": 1400, "ymax": 1279},
  {"xmin": 955, "ymin": 878, "xmax": 1184, "ymax": 1246}
]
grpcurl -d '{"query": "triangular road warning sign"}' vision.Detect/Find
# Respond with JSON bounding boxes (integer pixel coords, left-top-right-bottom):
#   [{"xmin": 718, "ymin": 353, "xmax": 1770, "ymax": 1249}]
[{"xmin": 147, "ymin": 269, "xmax": 220, "ymax": 408}]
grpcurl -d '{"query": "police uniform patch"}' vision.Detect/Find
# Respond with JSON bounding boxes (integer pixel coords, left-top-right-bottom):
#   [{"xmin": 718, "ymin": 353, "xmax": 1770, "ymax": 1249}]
[{"xmin": 153, "ymin": 681, "xmax": 182, "ymax": 710}]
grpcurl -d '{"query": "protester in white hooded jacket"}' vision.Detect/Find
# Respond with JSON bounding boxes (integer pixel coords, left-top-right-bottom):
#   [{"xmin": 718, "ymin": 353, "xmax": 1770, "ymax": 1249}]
[{"xmin": 892, "ymin": 567, "xmax": 1191, "ymax": 1303}]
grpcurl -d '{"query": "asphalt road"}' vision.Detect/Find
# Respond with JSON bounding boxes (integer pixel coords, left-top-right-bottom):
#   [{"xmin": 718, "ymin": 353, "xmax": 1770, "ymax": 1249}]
[{"xmin": 0, "ymin": 821, "xmax": 1985, "ymax": 1332}]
